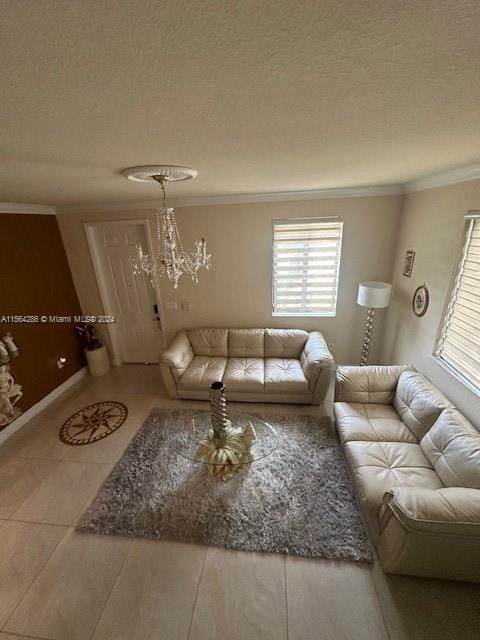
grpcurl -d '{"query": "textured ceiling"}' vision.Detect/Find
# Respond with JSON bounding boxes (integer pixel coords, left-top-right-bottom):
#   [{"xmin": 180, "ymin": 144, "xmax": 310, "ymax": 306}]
[{"xmin": 1, "ymin": 0, "xmax": 480, "ymax": 206}]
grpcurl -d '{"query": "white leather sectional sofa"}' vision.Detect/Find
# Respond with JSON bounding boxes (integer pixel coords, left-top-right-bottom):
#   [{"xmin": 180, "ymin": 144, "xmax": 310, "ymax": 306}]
[
  {"xmin": 334, "ymin": 365, "xmax": 480, "ymax": 582},
  {"xmin": 160, "ymin": 328, "xmax": 334, "ymax": 404}
]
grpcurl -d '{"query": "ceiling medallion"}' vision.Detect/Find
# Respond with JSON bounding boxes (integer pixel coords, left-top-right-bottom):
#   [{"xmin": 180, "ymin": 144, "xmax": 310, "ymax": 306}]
[{"xmin": 121, "ymin": 165, "xmax": 211, "ymax": 288}]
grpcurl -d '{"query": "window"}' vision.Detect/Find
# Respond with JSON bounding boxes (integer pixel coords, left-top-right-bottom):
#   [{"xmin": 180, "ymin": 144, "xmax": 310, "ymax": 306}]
[
  {"xmin": 434, "ymin": 213, "xmax": 480, "ymax": 393},
  {"xmin": 272, "ymin": 217, "xmax": 343, "ymax": 316}
]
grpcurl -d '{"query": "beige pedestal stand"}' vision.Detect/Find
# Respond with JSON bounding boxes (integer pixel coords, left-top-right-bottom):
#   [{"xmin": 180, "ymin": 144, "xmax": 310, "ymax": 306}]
[{"xmin": 85, "ymin": 346, "xmax": 111, "ymax": 377}]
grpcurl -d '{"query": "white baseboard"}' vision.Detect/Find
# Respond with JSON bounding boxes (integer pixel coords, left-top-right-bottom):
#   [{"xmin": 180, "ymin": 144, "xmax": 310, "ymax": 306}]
[{"xmin": 0, "ymin": 366, "xmax": 88, "ymax": 445}]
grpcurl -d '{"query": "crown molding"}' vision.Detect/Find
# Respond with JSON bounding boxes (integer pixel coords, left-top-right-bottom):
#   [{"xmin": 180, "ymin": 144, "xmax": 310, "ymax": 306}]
[
  {"xmin": 171, "ymin": 184, "xmax": 405, "ymax": 206},
  {"xmin": 5, "ymin": 163, "xmax": 480, "ymax": 215},
  {"xmin": 0, "ymin": 202, "xmax": 56, "ymax": 215},
  {"xmin": 57, "ymin": 199, "xmax": 159, "ymax": 214},
  {"xmin": 57, "ymin": 183, "xmax": 404, "ymax": 214},
  {"xmin": 405, "ymin": 164, "xmax": 480, "ymax": 193}
]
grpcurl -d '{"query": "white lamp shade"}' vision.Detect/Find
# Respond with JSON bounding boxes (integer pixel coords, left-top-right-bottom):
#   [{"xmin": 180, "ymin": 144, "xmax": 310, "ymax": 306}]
[{"xmin": 357, "ymin": 281, "xmax": 392, "ymax": 308}]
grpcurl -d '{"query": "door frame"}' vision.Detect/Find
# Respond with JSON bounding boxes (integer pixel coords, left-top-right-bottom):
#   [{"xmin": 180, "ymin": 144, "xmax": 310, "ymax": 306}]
[{"xmin": 84, "ymin": 218, "xmax": 167, "ymax": 365}]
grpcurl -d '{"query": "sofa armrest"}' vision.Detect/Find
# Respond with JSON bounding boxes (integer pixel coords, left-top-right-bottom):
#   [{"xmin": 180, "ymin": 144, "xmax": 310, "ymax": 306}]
[
  {"xmin": 379, "ymin": 487, "xmax": 480, "ymax": 536},
  {"xmin": 335, "ymin": 365, "xmax": 413, "ymax": 404},
  {"xmin": 160, "ymin": 331, "xmax": 194, "ymax": 382},
  {"xmin": 376, "ymin": 487, "xmax": 480, "ymax": 581},
  {"xmin": 300, "ymin": 332, "xmax": 334, "ymax": 391}
]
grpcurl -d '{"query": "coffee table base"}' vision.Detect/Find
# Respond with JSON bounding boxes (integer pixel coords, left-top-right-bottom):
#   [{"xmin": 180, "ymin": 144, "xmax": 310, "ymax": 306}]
[{"xmin": 175, "ymin": 412, "xmax": 278, "ymax": 481}]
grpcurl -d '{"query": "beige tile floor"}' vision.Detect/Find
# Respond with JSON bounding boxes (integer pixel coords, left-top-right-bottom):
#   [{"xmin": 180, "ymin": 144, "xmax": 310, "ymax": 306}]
[{"xmin": 0, "ymin": 365, "xmax": 479, "ymax": 640}]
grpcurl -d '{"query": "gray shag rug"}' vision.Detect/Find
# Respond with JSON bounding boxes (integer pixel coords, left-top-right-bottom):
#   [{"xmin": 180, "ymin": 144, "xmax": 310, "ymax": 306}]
[{"xmin": 78, "ymin": 408, "xmax": 372, "ymax": 562}]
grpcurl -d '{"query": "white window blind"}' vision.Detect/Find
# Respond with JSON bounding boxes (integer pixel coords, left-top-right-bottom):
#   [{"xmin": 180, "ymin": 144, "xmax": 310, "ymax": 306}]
[
  {"xmin": 435, "ymin": 214, "xmax": 480, "ymax": 393},
  {"xmin": 272, "ymin": 217, "xmax": 343, "ymax": 316}
]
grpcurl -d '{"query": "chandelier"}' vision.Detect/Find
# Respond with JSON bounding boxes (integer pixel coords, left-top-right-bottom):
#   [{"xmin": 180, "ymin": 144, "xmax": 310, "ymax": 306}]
[{"xmin": 121, "ymin": 165, "xmax": 212, "ymax": 288}]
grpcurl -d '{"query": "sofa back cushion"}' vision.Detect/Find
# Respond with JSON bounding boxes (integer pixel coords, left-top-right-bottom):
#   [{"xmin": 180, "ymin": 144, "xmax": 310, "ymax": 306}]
[
  {"xmin": 264, "ymin": 329, "xmax": 308, "ymax": 358},
  {"xmin": 421, "ymin": 409, "xmax": 480, "ymax": 488},
  {"xmin": 393, "ymin": 371, "xmax": 452, "ymax": 440},
  {"xmin": 188, "ymin": 328, "xmax": 228, "ymax": 357},
  {"xmin": 335, "ymin": 365, "xmax": 412, "ymax": 404},
  {"xmin": 228, "ymin": 329, "xmax": 265, "ymax": 358}
]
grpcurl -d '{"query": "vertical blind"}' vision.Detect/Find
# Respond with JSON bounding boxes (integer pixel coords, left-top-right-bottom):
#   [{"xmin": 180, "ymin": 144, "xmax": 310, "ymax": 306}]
[
  {"xmin": 435, "ymin": 215, "xmax": 480, "ymax": 391},
  {"xmin": 272, "ymin": 217, "xmax": 343, "ymax": 316}
]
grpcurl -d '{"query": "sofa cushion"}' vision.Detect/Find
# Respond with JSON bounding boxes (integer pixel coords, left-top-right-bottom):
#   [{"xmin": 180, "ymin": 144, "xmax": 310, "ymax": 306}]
[
  {"xmin": 393, "ymin": 371, "xmax": 452, "ymax": 440},
  {"xmin": 223, "ymin": 358, "xmax": 264, "ymax": 393},
  {"xmin": 264, "ymin": 358, "xmax": 309, "ymax": 394},
  {"xmin": 334, "ymin": 402, "xmax": 418, "ymax": 444},
  {"xmin": 188, "ymin": 329, "xmax": 228, "ymax": 357},
  {"xmin": 352, "ymin": 467, "xmax": 443, "ymax": 540},
  {"xmin": 264, "ymin": 329, "xmax": 308, "ymax": 358},
  {"xmin": 420, "ymin": 408, "xmax": 480, "ymax": 489},
  {"xmin": 345, "ymin": 441, "xmax": 434, "ymax": 469},
  {"xmin": 178, "ymin": 356, "xmax": 228, "ymax": 390},
  {"xmin": 345, "ymin": 441, "xmax": 443, "ymax": 538},
  {"xmin": 336, "ymin": 365, "xmax": 413, "ymax": 404},
  {"xmin": 228, "ymin": 329, "xmax": 265, "ymax": 358}
]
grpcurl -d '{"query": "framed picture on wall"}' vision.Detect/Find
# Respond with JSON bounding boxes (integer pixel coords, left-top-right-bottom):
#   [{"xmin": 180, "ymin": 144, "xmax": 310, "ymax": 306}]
[
  {"xmin": 412, "ymin": 284, "xmax": 429, "ymax": 317},
  {"xmin": 402, "ymin": 250, "xmax": 415, "ymax": 277}
]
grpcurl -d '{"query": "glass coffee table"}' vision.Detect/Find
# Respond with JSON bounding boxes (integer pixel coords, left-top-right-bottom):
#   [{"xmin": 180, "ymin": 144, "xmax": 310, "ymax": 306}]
[{"xmin": 174, "ymin": 411, "xmax": 278, "ymax": 467}]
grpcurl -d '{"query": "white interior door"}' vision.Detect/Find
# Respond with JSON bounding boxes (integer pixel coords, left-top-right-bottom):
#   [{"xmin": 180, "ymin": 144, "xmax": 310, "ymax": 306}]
[{"xmin": 95, "ymin": 222, "xmax": 162, "ymax": 363}]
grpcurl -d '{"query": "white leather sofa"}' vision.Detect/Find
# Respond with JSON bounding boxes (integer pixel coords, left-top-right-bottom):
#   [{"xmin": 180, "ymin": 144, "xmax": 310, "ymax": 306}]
[
  {"xmin": 160, "ymin": 328, "xmax": 334, "ymax": 404},
  {"xmin": 334, "ymin": 365, "xmax": 480, "ymax": 582}
]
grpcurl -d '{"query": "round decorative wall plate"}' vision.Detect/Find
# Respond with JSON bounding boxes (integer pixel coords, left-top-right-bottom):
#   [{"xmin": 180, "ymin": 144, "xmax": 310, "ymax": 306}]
[
  {"xmin": 59, "ymin": 401, "xmax": 128, "ymax": 446},
  {"xmin": 412, "ymin": 284, "xmax": 429, "ymax": 317}
]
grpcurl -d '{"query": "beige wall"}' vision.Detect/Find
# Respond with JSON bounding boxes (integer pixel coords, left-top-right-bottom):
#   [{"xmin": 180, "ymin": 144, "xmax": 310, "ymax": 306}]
[
  {"xmin": 382, "ymin": 179, "xmax": 480, "ymax": 424},
  {"xmin": 57, "ymin": 194, "xmax": 403, "ymax": 364}
]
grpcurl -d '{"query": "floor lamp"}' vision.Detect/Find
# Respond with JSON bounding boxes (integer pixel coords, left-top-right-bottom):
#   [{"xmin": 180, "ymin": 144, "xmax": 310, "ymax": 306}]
[{"xmin": 357, "ymin": 281, "xmax": 392, "ymax": 366}]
